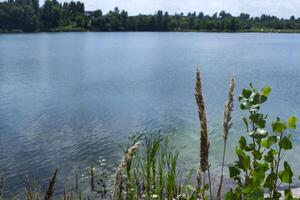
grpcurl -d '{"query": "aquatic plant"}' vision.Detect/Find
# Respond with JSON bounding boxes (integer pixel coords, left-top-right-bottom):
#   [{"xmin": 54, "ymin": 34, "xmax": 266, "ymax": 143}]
[
  {"xmin": 44, "ymin": 168, "xmax": 58, "ymax": 200},
  {"xmin": 217, "ymin": 76, "xmax": 235, "ymax": 199},
  {"xmin": 194, "ymin": 68, "xmax": 211, "ymax": 199},
  {"xmin": 0, "ymin": 176, "xmax": 3, "ymax": 200},
  {"xmin": 111, "ymin": 133, "xmax": 182, "ymax": 200},
  {"xmin": 112, "ymin": 141, "xmax": 140, "ymax": 200}
]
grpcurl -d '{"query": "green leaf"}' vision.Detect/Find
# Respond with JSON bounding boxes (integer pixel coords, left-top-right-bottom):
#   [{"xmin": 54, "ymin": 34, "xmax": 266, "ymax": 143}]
[
  {"xmin": 250, "ymin": 113, "xmax": 266, "ymax": 128},
  {"xmin": 229, "ymin": 165, "xmax": 241, "ymax": 178},
  {"xmin": 272, "ymin": 119, "xmax": 287, "ymax": 133},
  {"xmin": 236, "ymin": 148, "xmax": 251, "ymax": 171},
  {"xmin": 239, "ymin": 136, "xmax": 247, "ymax": 150},
  {"xmin": 252, "ymin": 93, "xmax": 261, "ymax": 104},
  {"xmin": 243, "ymin": 186, "xmax": 264, "ymax": 199},
  {"xmin": 225, "ymin": 190, "xmax": 242, "ymax": 200},
  {"xmin": 279, "ymin": 136, "xmax": 292, "ymax": 150},
  {"xmin": 242, "ymin": 89, "xmax": 252, "ymax": 99},
  {"xmin": 245, "ymin": 143, "xmax": 255, "ymax": 151},
  {"xmin": 249, "ymin": 128, "xmax": 268, "ymax": 139},
  {"xmin": 273, "ymin": 191, "xmax": 282, "ymax": 199},
  {"xmin": 288, "ymin": 116, "xmax": 298, "ymax": 129},
  {"xmin": 252, "ymin": 150, "xmax": 262, "ymax": 160},
  {"xmin": 264, "ymin": 149, "xmax": 277, "ymax": 163},
  {"xmin": 251, "ymin": 163, "xmax": 268, "ymax": 184},
  {"xmin": 240, "ymin": 102, "xmax": 256, "ymax": 110},
  {"xmin": 243, "ymin": 117, "xmax": 249, "ymax": 131},
  {"xmin": 259, "ymin": 95, "xmax": 268, "ymax": 104},
  {"xmin": 285, "ymin": 190, "xmax": 294, "ymax": 200},
  {"xmin": 284, "ymin": 189, "xmax": 293, "ymax": 200},
  {"xmin": 262, "ymin": 86, "xmax": 271, "ymax": 96},
  {"xmin": 278, "ymin": 161, "xmax": 293, "ymax": 184},
  {"xmin": 261, "ymin": 136, "xmax": 277, "ymax": 148},
  {"xmin": 264, "ymin": 172, "xmax": 276, "ymax": 190}
]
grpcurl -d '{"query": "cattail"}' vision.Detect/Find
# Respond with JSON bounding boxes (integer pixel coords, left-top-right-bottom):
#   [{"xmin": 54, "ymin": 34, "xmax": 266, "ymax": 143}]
[
  {"xmin": 194, "ymin": 69, "xmax": 209, "ymax": 173},
  {"xmin": 112, "ymin": 142, "xmax": 140, "ymax": 200},
  {"xmin": 44, "ymin": 168, "xmax": 58, "ymax": 200},
  {"xmin": 217, "ymin": 76, "xmax": 235, "ymax": 200}
]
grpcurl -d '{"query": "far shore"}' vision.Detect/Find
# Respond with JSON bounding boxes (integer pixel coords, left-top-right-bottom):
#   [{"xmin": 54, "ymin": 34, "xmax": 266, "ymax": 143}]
[{"xmin": 2, "ymin": 29, "xmax": 300, "ymax": 34}]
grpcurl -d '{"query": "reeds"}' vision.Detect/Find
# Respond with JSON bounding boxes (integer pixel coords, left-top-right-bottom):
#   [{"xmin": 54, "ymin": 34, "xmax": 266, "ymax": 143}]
[
  {"xmin": 0, "ymin": 176, "xmax": 3, "ymax": 200},
  {"xmin": 217, "ymin": 76, "xmax": 235, "ymax": 199},
  {"xmin": 44, "ymin": 168, "xmax": 58, "ymax": 200},
  {"xmin": 25, "ymin": 176, "xmax": 40, "ymax": 200},
  {"xmin": 90, "ymin": 167, "xmax": 95, "ymax": 191},
  {"xmin": 194, "ymin": 68, "xmax": 211, "ymax": 198},
  {"xmin": 112, "ymin": 142, "xmax": 140, "ymax": 200}
]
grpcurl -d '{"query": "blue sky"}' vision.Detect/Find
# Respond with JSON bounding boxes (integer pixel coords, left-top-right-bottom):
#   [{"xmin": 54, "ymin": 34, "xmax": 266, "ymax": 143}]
[{"xmin": 69, "ymin": 0, "xmax": 299, "ymax": 18}]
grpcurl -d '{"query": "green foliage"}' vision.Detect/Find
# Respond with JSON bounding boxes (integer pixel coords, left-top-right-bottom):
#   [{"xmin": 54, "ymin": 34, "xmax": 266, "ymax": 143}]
[
  {"xmin": 2, "ymin": 0, "xmax": 300, "ymax": 32},
  {"xmin": 226, "ymin": 84, "xmax": 298, "ymax": 199},
  {"xmin": 0, "ymin": 0, "xmax": 87, "ymax": 32},
  {"xmin": 0, "ymin": 1, "xmax": 39, "ymax": 32},
  {"xmin": 122, "ymin": 134, "xmax": 184, "ymax": 199}
]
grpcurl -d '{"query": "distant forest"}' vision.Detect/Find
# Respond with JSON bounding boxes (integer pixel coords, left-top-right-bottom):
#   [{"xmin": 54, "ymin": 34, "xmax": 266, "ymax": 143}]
[{"xmin": 1, "ymin": 0, "xmax": 300, "ymax": 33}]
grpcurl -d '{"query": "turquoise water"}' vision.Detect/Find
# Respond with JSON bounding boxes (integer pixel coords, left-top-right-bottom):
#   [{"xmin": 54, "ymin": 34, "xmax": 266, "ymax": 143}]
[{"xmin": 1, "ymin": 32, "xmax": 300, "ymax": 192}]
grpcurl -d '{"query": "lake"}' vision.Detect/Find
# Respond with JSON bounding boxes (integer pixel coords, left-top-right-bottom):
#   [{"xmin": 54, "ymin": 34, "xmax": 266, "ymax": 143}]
[{"xmin": 1, "ymin": 32, "xmax": 300, "ymax": 193}]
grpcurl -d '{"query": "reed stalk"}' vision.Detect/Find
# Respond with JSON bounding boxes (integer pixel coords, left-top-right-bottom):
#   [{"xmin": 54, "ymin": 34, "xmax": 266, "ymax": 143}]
[
  {"xmin": 90, "ymin": 166, "xmax": 95, "ymax": 191},
  {"xmin": 112, "ymin": 142, "xmax": 140, "ymax": 200},
  {"xmin": 44, "ymin": 168, "xmax": 58, "ymax": 200},
  {"xmin": 194, "ymin": 68, "xmax": 211, "ymax": 199},
  {"xmin": 75, "ymin": 174, "xmax": 78, "ymax": 192},
  {"xmin": 63, "ymin": 186, "xmax": 67, "ymax": 200},
  {"xmin": 217, "ymin": 76, "xmax": 235, "ymax": 199},
  {"xmin": 0, "ymin": 176, "xmax": 3, "ymax": 200}
]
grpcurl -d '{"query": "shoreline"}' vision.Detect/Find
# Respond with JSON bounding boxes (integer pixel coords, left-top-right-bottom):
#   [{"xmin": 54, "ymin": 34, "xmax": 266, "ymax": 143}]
[{"xmin": 1, "ymin": 29, "xmax": 300, "ymax": 34}]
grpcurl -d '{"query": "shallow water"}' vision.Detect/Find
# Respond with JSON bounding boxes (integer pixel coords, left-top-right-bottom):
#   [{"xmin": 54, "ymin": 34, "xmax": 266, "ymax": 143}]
[{"xmin": 0, "ymin": 32, "xmax": 300, "ymax": 193}]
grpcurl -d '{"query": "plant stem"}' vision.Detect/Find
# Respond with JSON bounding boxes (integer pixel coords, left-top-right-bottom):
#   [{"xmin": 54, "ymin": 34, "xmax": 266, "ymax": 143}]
[
  {"xmin": 217, "ymin": 139, "xmax": 227, "ymax": 200},
  {"xmin": 207, "ymin": 165, "xmax": 213, "ymax": 200},
  {"xmin": 202, "ymin": 172, "xmax": 206, "ymax": 200},
  {"xmin": 272, "ymin": 132, "xmax": 283, "ymax": 199}
]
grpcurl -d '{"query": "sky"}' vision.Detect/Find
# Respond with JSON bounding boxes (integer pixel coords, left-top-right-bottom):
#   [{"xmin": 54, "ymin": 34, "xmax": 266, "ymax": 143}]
[
  {"xmin": 1, "ymin": 0, "xmax": 299, "ymax": 18},
  {"xmin": 64, "ymin": 0, "xmax": 300, "ymax": 18}
]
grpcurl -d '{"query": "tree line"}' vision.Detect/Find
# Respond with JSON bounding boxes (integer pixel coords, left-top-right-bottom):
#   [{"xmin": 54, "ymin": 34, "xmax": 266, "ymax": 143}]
[{"xmin": 1, "ymin": 0, "xmax": 300, "ymax": 32}]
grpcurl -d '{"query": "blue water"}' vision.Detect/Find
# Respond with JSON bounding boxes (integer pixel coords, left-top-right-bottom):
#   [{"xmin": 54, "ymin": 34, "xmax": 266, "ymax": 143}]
[{"xmin": 0, "ymin": 32, "xmax": 300, "ymax": 193}]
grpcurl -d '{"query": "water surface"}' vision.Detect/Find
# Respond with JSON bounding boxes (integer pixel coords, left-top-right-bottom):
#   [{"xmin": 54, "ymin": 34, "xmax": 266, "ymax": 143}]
[{"xmin": 1, "ymin": 32, "xmax": 300, "ymax": 193}]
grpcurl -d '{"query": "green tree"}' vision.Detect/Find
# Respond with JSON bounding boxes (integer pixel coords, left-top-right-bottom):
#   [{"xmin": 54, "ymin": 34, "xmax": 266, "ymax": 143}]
[{"xmin": 40, "ymin": 0, "xmax": 61, "ymax": 30}]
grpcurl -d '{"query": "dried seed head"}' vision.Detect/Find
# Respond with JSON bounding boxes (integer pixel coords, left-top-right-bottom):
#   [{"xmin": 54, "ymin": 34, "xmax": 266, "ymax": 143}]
[
  {"xmin": 113, "ymin": 142, "xmax": 140, "ymax": 200},
  {"xmin": 223, "ymin": 76, "xmax": 235, "ymax": 141},
  {"xmin": 194, "ymin": 68, "xmax": 209, "ymax": 173}
]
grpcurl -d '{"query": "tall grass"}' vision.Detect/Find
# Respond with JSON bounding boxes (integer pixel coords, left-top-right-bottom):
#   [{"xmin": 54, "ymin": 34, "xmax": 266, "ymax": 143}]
[
  {"xmin": 217, "ymin": 76, "xmax": 235, "ymax": 199},
  {"xmin": 113, "ymin": 133, "xmax": 182, "ymax": 200},
  {"xmin": 0, "ymin": 175, "xmax": 3, "ymax": 200},
  {"xmin": 194, "ymin": 68, "xmax": 212, "ymax": 199}
]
